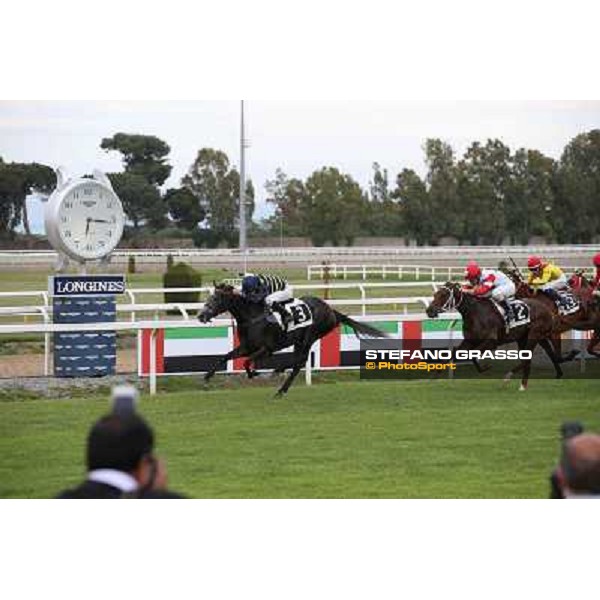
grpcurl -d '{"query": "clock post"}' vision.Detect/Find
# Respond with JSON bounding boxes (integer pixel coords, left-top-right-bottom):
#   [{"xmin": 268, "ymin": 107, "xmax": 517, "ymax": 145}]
[{"xmin": 44, "ymin": 168, "xmax": 127, "ymax": 378}]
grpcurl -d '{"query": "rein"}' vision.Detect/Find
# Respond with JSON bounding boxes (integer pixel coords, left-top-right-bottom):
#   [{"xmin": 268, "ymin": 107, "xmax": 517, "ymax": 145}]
[
  {"xmin": 205, "ymin": 290, "xmax": 263, "ymax": 327},
  {"xmin": 440, "ymin": 284, "xmax": 464, "ymax": 312}
]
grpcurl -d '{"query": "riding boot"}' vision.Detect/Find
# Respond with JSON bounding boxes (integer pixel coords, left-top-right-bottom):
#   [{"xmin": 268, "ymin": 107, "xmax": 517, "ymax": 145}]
[
  {"xmin": 263, "ymin": 304, "xmax": 280, "ymax": 327},
  {"xmin": 545, "ymin": 288, "xmax": 561, "ymax": 308},
  {"xmin": 499, "ymin": 299, "xmax": 512, "ymax": 332},
  {"xmin": 271, "ymin": 302, "xmax": 291, "ymax": 331}
]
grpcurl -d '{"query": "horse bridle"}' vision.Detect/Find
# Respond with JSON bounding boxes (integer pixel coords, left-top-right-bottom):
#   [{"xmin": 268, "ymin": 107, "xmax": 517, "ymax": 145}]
[{"xmin": 439, "ymin": 283, "xmax": 464, "ymax": 312}]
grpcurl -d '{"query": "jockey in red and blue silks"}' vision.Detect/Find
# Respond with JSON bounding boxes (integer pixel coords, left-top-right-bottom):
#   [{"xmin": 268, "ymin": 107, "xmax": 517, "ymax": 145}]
[{"xmin": 464, "ymin": 261, "xmax": 516, "ymax": 323}]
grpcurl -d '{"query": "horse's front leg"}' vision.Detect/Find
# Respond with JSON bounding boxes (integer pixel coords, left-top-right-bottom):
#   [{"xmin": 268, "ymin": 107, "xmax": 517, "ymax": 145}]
[
  {"xmin": 243, "ymin": 359, "xmax": 259, "ymax": 379},
  {"xmin": 204, "ymin": 345, "xmax": 245, "ymax": 382},
  {"xmin": 243, "ymin": 346, "xmax": 271, "ymax": 378},
  {"xmin": 244, "ymin": 347, "xmax": 271, "ymax": 377},
  {"xmin": 454, "ymin": 338, "xmax": 491, "ymax": 373}
]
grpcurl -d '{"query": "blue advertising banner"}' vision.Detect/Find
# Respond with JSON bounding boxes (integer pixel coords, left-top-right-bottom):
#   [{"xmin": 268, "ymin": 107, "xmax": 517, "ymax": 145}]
[{"xmin": 49, "ymin": 275, "xmax": 124, "ymax": 378}]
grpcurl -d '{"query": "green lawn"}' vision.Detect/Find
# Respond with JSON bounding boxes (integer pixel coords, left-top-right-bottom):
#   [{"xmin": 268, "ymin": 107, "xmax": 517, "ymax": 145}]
[{"xmin": 1, "ymin": 376, "xmax": 597, "ymax": 499}]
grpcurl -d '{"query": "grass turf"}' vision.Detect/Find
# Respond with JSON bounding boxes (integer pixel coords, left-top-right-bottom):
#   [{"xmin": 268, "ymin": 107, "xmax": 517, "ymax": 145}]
[{"xmin": 1, "ymin": 376, "xmax": 598, "ymax": 499}]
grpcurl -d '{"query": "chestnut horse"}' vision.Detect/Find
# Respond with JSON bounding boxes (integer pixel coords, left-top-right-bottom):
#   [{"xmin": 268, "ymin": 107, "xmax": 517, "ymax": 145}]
[{"xmin": 426, "ymin": 282, "xmax": 562, "ymax": 390}]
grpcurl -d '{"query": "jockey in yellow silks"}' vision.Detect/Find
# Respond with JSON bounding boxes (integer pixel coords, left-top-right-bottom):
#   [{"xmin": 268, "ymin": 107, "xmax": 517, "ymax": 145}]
[{"xmin": 527, "ymin": 255, "xmax": 567, "ymax": 304}]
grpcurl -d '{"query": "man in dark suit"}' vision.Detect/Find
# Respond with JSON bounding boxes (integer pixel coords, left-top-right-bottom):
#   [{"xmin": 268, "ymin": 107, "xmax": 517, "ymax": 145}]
[{"xmin": 57, "ymin": 387, "xmax": 183, "ymax": 499}]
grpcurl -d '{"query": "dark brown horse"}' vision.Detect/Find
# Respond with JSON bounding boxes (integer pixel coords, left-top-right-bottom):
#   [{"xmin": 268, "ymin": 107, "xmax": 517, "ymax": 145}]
[
  {"xmin": 426, "ymin": 282, "xmax": 562, "ymax": 390},
  {"xmin": 505, "ymin": 267, "xmax": 598, "ymax": 361},
  {"xmin": 567, "ymin": 271, "xmax": 600, "ymax": 358}
]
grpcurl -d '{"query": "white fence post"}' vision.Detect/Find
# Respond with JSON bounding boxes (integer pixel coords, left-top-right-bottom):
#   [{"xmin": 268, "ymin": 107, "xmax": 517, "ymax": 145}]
[
  {"xmin": 149, "ymin": 328, "xmax": 158, "ymax": 396},
  {"xmin": 305, "ymin": 350, "xmax": 313, "ymax": 386},
  {"xmin": 359, "ymin": 285, "xmax": 366, "ymax": 316}
]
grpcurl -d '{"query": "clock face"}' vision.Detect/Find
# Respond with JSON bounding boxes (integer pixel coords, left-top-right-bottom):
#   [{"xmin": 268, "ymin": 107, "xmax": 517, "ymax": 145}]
[{"xmin": 57, "ymin": 181, "xmax": 124, "ymax": 260}]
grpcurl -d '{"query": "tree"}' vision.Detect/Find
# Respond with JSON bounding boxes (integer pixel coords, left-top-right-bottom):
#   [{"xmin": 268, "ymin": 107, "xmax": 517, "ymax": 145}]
[
  {"xmin": 365, "ymin": 162, "xmax": 403, "ymax": 237},
  {"xmin": 424, "ymin": 139, "xmax": 462, "ymax": 241},
  {"xmin": 182, "ymin": 148, "xmax": 255, "ymax": 247},
  {"xmin": 553, "ymin": 129, "xmax": 600, "ymax": 243},
  {"xmin": 506, "ymin": 149, "xmax": 556, "ymax": 244},
  {"xmin": 0, "ymin": 160, "xmax": 55, "ymax": 236},
  {"xmin": 394, "ymin": 169, "xmax": 431, "ymax": 245},
  {"xmin": 165, "ymin": 187, "xmax": 206, "ymax": 230},
  {"xmin": 101, "ymin": 133, "xmax": 172, "ymax": 186},
  {"xmin": 0, "ymin": 158, "xmax": 21, "ymax": 235},
  {"xmin": 107, "ymin": 172, "xmax": 163, "ymax": 230},
  {"xmin": 300, "ymin": 167, "xmax": 366, "ymax": 246},
  {"xmin": 265, "ymin": 168, "xmax": 305, "ymax": 237},
  {"xmin": 456, "ymin": 139, "xmax": 511, "ymax": 244}
]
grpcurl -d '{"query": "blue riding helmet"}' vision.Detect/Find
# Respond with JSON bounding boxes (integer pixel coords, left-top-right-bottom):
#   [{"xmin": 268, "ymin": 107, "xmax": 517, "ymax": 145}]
[{"xmin": 241, "ymin": 275, "xmax": 260, "ymax": 295}]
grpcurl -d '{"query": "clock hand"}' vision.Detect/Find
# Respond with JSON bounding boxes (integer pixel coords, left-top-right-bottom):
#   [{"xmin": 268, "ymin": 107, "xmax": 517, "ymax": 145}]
[
  {"xmin": 85, "ymin": 218, "xmax": 91, "ymax": 236},
  {"xmin": 90, "ymin": 218, "xmax": 110, "ymax": 224}
]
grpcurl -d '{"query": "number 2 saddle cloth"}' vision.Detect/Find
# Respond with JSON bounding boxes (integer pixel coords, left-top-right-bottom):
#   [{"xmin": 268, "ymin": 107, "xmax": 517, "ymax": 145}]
[{"xmin": 492, "ymin": 299, "xmax": 531, "ymax": 329}]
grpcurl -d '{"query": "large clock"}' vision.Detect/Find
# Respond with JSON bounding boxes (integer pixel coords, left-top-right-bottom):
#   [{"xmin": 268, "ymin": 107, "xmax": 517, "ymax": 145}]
[{"xmin": 44, "ymin": 168, "xmax": 125, "ymax": 265}]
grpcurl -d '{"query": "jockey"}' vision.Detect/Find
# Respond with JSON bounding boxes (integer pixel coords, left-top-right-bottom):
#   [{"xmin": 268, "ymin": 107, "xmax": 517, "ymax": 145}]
[
  {"xmin": 464, "ymin": 261, "xmax": 516, "ymax": 325},
  {"xmin": 241, "ymin": 273, "xmax": 293, "ymax": 330},
  {"xmin": 526, "ymin": 255, "xmax": 567, "ymax": 303}
]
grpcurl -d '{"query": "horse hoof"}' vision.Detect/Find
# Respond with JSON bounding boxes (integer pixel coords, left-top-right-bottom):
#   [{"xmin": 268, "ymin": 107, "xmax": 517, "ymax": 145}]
[{"xmin": 518, "ymin": 384, "xmax": 527, "ymax": 392}]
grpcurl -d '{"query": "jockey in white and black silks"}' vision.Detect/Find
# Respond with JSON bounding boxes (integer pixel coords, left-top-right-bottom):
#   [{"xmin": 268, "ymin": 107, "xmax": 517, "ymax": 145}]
[
  {"xmin": 241, "ymin": 273, "xmax": 293, "ymax": 330},
  {"xmin": 464, "ymin": 261, "xmax": 516, "ymax": 327}
]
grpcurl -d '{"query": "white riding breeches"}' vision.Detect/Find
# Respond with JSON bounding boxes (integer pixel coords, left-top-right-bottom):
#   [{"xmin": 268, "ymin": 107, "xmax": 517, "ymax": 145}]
[
  {"xmin": 265, "ymin": 287, "xmax": 292, "ymax": 305},
  {"xmin": 540, "ymin": 274, "xmax": 567, "ymax": 292},
  {"xmin": 490, "ymin": 281, "xmax": 516, "ymax": 302}
]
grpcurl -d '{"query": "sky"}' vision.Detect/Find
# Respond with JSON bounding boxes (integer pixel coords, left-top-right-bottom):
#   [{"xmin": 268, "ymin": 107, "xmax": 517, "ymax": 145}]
[{"xmin": 1, "ymin": 100, "xmax": 599, "ymax": 234}]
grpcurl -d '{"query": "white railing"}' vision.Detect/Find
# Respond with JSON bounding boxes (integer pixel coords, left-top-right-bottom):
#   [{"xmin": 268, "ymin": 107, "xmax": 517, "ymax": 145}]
[
  {"xmin": 0, "ymin": 313, "xmax": 433, "ymax": 394},
  {"xmin": 308, "ymin": 264, "xmax": 466, "ymax": 281},
  {"xmin": 1, "ymin": 244, "xmax": 599, "ymax": 264},
  {"xmin": 0, "ymin": 313, "xmax": 593, "ymax": 394},
  {"xmin": 0, "ymin": 281, "xmax": 441, "ymax": 319},
  {"xmin": 307, "ymin": 264, "xmax": 596, "ymax": 281},
  {"xmin": 0, "ymin": 292, "xmax": 437, "ymax": 379}
]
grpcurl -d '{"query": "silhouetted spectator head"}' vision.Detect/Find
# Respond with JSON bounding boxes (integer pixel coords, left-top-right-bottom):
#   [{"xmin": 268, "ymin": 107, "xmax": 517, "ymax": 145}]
[
  {"xmin": 87, "ymin": 412, "xmax": 154, "ymax": 473},
  {"xmin": 560, "ymin": 434, "xmax": 600, "ymax": 497}
]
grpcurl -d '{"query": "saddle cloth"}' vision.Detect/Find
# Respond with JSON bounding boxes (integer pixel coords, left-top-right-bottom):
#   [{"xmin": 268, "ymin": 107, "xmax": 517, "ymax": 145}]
[
  {"xmin": 274, "ymin": 298, "xmax": 314, "ymax": 332},
  {"xmin": 554, "ymin": 291, "xmax": 580, "ymax": 316},
  {"xmin": 492, "ymin": 298, "xmax": 531, "ymax": 329}
]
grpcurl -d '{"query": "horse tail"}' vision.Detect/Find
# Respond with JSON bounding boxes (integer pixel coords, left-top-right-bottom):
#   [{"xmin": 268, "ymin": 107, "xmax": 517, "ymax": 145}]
[{"xmin": 333, "ymin": 310, "xmax": 390, "ymax": 339}]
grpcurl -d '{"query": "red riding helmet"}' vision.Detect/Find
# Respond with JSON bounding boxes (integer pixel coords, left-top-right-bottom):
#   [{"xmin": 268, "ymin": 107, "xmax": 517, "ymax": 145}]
[
  {"xmin": 465, "ymin": 261, "xmax": 481, "ymax": 280},
  {"xmin": 593, "ymin": 253, "xmax": 600, "ymax": 268},
  {"xmin": 527, "ymin": 255, "xmax": 543, "ymax": 270}
]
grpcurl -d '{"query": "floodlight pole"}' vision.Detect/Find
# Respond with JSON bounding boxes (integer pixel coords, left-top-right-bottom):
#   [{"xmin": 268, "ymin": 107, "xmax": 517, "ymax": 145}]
[{"xmin": 239, "ymin": 100, "xmax": 248, "ymax": 273}]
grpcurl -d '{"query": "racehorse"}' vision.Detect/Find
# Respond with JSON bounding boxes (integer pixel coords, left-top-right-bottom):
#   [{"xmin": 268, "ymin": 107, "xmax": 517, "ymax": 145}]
[
  {"xmin": 425, "ymin": 282, "xmax": 562, "ymax": 390},
  {"xmin": 197, "ymin": 283, "xmax": 389, "ymax": 396},
  {"xmin": 567, "ymin": 271, "xmax": 600, "ymax": 358},
  {"xmin": 504, "ymin": 266, "xmax": 596, "ymax": 362}
]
